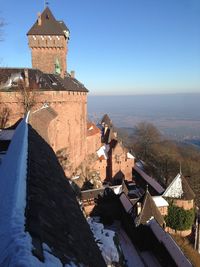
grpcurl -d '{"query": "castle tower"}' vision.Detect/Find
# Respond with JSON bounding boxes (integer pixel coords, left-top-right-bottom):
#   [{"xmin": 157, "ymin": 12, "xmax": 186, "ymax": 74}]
[{"xmin": 27, "ymin": 7, "xmax": 70, "ymax": 77}]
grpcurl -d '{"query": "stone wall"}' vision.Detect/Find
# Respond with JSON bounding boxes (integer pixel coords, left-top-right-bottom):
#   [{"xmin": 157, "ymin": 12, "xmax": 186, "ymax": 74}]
[
  {"xmin": 0, "ymin": 90, "xmax": 87, "ymax": 176},
  {"xmin": 86, "ymin": 132, "xmax": 101, "ymax": 156},
  {"xmin": 93, "ymin": 159, "xmax": 107, "ymax": 181}
]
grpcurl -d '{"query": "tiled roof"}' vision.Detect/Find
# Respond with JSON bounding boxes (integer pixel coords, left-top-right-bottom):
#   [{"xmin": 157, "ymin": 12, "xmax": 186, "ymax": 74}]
[
  {"xmin": 0, "ymin": 68, "xmax": 88, "ymax": 92},
  {"xmin": 136, "ymin": 189, "xmax": 164, "ymax": 226},
  {"xmin": 27, "ymin": 7, "xmax": 69, "ymax": 36},
  {"xmin": 26, "ymin": 125, "xmax": 106, "ymax": 266},
  {"xmin": 87, "ymin": 121, "xmax": 101, "ymax": 136}
]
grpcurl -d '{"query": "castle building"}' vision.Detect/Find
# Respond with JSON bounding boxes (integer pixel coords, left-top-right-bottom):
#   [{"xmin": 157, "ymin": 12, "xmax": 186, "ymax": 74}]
[
  {"xmin": 0, "ymin": 8, "xmax": 134, "ymax": 180},
  {"xmin": 163, "ymin": 172, "xmax": 195, "ymax": 211},
  {"xmin": 92, "ymin": 114, "xmax": 135, "ymax": 182},
  {"xmin": 27, "ymin": 7, "xmax": 69, "ymax": 78},
  {"xmin": 0, "ymin": 7, "xmax": 88, "ymax": 176}
]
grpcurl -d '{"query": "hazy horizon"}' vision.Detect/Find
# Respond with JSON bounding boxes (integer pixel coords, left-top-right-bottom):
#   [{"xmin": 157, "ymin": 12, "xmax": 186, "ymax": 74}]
[{"xmin": 88, "ymin": 93, "xmax": 200, "ymax": 140}]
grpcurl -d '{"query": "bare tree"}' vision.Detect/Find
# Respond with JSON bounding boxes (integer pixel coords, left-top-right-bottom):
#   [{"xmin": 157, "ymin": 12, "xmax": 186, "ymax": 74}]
[
  {"xmin": 0, "ymin": 106, "xmax": 10, "ymax": 128},
  {"xmin": 133, "ymin": 121, "xmax": 161, "ymax": 160},
  {"xmin": 18, "ymin": 80, "xmax": 36, "ymax": 114}
]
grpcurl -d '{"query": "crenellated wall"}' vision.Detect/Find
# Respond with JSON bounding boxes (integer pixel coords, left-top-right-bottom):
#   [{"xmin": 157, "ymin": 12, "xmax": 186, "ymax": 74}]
[{"xmin": 28, "ymin": 35, "xmax": 67, "ymax": 76}]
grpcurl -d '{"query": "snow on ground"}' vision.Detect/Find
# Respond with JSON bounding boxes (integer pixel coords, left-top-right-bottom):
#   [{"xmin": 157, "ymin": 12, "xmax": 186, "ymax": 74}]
[{"xmin": 87, "ymin": 217, "xmax": 120, "ymax": 265}]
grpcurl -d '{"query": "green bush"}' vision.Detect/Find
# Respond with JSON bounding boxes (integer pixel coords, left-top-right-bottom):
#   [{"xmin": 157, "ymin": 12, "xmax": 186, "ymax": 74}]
[{"xmin": 165, "ymin": 204, "xmax": 195, "ymax": 231}]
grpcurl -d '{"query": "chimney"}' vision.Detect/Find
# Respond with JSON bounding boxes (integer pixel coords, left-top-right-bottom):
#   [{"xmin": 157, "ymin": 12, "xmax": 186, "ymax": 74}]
[
  {"xmin": 70, "ymin": 70, "xmax": 75, "ymax": 79},
  {"xmin": 24, "ymin": 69, "xmax": 29, "ymax": 88},
  {"xmin": 37, "ymin": 12, "xmax": 42, "ymax": 26}
]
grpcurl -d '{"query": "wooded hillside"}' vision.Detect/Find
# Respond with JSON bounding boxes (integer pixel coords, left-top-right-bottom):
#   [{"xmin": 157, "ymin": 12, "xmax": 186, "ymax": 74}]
[{"xmin": 118, "ymin": 122, "xmax": 200, "ymax": 207}]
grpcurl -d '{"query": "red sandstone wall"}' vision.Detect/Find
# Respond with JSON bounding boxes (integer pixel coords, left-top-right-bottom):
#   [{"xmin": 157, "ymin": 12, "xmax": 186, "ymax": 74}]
[
  {"xmin": 93, "ymin": 159, "xmax": 107, "ymax": 182},
  {"xmin": 111, "ymin": 143, "xmax": 134, "ymax": 181},
  {"xmin": 86, "ymin": 132, "xmax": 101, "ymax": 156},
  {"xmin": 0, "ymin": 90, "xmax": 87, "ymax": 176}
]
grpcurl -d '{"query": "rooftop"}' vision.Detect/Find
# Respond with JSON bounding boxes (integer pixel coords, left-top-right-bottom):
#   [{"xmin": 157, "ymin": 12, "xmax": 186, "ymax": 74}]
[
  {"xmin": 27, "ymin": 7, "xmax": 70, "ymax": 37},
  {"xmin": 0, "ymin": 68, "xmax": 88, "ymax": 92},
  {"xmin": 0, "ymin": 117, "xmax": 106, "ymax": 266}
]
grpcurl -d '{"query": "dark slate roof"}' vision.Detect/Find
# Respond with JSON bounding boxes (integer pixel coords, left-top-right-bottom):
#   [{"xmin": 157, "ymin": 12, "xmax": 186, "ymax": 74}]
[
  {"xmin": 182, "ymin": 176, "xmax": 195, "ymax": 200},
  {"xmin": 26, "ymin": 125, "xmax": 106, "ymax": 266},
  {"xmin": 101, "ymin": 114, "xmax": 112, "ymax": 126},
  {"xmin": 0, "ymin": 68, "xmax": 88, "ymax": 92},
  {"xmin": 136, "ymin": 189, "xmax": 164, "ymax": 226},
  {"xmin": 133, "ymin": 165, "xmax": 165, "ymax": 195},
  {"xmin": 27, "ymin": 7, "xmax": 69, "ymax": 36}
]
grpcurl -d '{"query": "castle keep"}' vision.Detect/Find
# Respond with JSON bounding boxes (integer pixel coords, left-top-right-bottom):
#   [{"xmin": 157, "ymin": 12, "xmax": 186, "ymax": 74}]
[
  {"xmin": 0, "ymin": 7, "xmax": 88, "ymax": 175},
  {"xmin": 27, "ymin": 7, "xmax": 69, "ymax": 77}
]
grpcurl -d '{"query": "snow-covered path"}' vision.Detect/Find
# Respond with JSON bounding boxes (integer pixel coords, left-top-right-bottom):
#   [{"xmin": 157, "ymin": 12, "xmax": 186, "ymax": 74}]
[{"xmin": 118, "ymin": 228, "xmax": 144, "ymax": 267}]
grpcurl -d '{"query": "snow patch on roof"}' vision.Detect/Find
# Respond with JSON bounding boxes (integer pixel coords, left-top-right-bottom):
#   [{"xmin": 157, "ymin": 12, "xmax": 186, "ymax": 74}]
[
  {"xmin": 97, "ymin": 144, "xmax": 110, "ymax": 160},
  {"xmin": 163, "ymin": 173, "xmax": 183, "ymax": 199},
  {"xmin": 127, "ymin": 152, "xmax": 135, "ymax": 159},
  {"xmin": 87, "ymin": 217, "xmax": 120, "ymax": 265},
  {"xmin": 0, "ymin": 117, "xmax": 78, "ymax": 266},
  {"xmin": 152, "ymin": 196, "xmax": 169, "ymax": 207}
]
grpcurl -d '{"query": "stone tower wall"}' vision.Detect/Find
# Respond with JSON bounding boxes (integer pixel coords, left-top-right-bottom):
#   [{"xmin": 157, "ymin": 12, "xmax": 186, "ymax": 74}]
[
  {"xmin": 28, "ymin": 35, "xmax": 67, "ymax": 76},
  {"xmin": 0, "ymin": 90, "xmax": 87, "ymax": 176}
]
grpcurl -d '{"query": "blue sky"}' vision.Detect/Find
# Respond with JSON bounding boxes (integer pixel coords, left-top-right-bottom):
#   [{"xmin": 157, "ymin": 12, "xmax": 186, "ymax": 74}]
[{"xmin": 0, "ymin": 0, "xmax": 200, "ymax": 95}]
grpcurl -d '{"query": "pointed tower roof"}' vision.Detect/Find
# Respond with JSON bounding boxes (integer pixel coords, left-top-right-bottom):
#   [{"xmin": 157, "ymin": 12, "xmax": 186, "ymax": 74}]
[
  {"xmin": 101, "ymin": 114, "xmax": 112, "ymax": 126},
  {"xmin": 163, "ymin": 173, "xmax": 195, "ymax": 200},
  {"xmin": 136, "ymin": 189, "xmax": 164, "ymax": 226},
  {"xmin": 27, "ymin": 7, "xmax": 69, "ymax": 36}
]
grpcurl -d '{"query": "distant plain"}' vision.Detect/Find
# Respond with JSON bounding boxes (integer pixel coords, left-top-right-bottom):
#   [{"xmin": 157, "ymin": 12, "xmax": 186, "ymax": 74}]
[{"xmin": 88, "ymin": 93, "xmax": 200, "ymax": 141}]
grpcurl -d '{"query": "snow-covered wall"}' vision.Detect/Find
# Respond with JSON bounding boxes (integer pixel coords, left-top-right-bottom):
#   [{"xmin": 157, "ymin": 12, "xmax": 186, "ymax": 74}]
[
  {"xmin": 0, "ymin": 117, "xmax": 30, "ymax": 266},
  {"xmin": 0, "ymin": 117, "xmax": 84, "ymax": 267}
]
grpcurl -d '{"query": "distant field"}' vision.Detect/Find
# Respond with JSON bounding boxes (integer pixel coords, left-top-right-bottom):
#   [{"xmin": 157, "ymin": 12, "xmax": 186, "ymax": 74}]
[{"xmin": 88, "ymin": 94, "xmax": 200, "ymax": 140}]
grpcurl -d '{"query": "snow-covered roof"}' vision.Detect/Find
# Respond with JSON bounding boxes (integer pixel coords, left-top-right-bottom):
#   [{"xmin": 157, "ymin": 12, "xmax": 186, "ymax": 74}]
[
  {"xmin": 152, "ymin": 196, "xmax": 169, "ymax": 207},
  {"xmin": 87, "ymin": 217, "xmax": 120, "ymax": 265},
  {"xmin": 127, "ymin": 152, "xmax": 135, "ymax": 159},
  {"xmin": 97, "ymin": 144, "xmax": 110, "ymax": 160},
  {"xmin": 147, "ymin": 219, "xmax": 192, "ymax": 267},
  {"xmin": 163, "ymin": 173, "xmax": 183, "ymax": 199},
  {"xmin": 0, "ymin": 116, "xmax": 106, "ymax": 267},
  {"xmin": 0, "ymin": 116, "xmax": 32, "ymax": 266}
]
